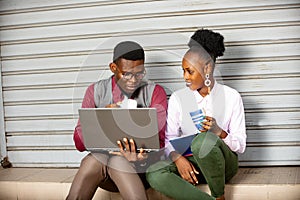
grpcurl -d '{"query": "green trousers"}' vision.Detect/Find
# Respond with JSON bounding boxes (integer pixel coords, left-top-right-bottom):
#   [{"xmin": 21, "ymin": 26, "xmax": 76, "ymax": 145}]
[{"xmin": 146, "ymin": 132, "xmax": 238, "ymax": 200}]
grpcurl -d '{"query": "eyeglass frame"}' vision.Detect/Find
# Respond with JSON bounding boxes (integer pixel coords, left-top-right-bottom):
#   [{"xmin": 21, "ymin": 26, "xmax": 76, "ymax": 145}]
[{"xmin": 117, "ymin": 68, "xmax": 146, "ymax": 81}]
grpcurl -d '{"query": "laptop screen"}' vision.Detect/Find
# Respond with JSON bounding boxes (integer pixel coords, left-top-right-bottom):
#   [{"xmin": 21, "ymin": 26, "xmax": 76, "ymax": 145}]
[{"xmin": 79, "ymin": 108, "xmax": 160, "ymax": 152}]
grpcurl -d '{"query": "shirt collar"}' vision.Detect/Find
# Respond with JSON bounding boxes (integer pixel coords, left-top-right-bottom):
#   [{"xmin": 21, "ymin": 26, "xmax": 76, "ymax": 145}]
[{"xmin": 193, "ymin": 81, "xmax": 219, "ymax": 103}]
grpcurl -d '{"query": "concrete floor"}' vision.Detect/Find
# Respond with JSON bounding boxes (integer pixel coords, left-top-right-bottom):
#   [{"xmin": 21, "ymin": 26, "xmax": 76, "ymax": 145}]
[{"xmin": 0, "ymin": 166, "xmax": 299, "ymax": 200}]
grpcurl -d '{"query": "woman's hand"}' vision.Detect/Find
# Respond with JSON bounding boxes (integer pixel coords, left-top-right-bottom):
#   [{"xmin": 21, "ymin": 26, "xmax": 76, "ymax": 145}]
[
  {"xmin": 201, "ymin": 116, "xmax": 228, "ymax": 138},
  {"xmin": 111, "ymin": 138, "xmax": 148, "ymax": 162},
  {"xmin": 201, "ymin": 116, "xmax": 222, "ymax": 136},
  {"xmin": 170, "ymin": 151, "xmax": 199, "ymax": 185}
]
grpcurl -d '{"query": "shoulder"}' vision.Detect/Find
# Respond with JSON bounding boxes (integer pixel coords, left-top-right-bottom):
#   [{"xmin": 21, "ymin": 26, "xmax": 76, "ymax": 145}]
[
  {"xmin": 171, "ymin": 87, "xmax": 193, "ymax": 99},
  {"xmin": 86, "ymin": 83, "xmax": 95, "ymax": 93},
  {"xmin": 153, "ymin": 84, "xmax": 166, "ymax": 95},
  {"xmin": 216, "ymin": 83, "xmax": 242, "ymax": 105},
  {"xmin": 94, "ymin": 76, "xmax": 111, "ymax": 86},
  {"xmin": 169, "ymin": 87, "xmax": 191, "ymax": 103},
  {"xmin": 218, "ymin": 83, "xmax": 241, "ymax": 97}
]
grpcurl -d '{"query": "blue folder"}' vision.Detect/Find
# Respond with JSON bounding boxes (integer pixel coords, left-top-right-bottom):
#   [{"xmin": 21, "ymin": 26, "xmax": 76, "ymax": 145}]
[{"xmin": 169, "ymin": 134, "xmax": 197, "ymax": 157}]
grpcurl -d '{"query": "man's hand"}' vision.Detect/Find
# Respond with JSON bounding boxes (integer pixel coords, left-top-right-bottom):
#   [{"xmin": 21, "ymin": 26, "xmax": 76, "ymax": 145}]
[
  {"xmin": 111, "ymin": 138, "xmax": 148, "ymax": 162},
  {"xmin": 170, "ymin": 151, "xmax": 199, "ymax": 185},
  {"xmin": 105, "ymin": 103, "xmax": 120, "ymax": 108}
]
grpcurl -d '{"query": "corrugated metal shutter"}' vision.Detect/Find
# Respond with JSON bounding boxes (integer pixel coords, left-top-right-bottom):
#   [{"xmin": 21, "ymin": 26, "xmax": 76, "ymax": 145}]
[{"xmin": 0, "ymin": 0, "xmax": 299, "ymax": 167}]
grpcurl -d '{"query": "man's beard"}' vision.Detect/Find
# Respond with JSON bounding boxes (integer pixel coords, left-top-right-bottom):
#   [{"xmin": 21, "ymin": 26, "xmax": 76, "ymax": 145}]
[{"xmin": 119, "ymin": 81, "xmax": 146, "ymax": 100}]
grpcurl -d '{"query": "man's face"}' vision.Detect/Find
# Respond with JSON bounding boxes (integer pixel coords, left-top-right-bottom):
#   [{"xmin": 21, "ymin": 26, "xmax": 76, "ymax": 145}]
[{"xmin": 111, "ymin": 58, "xmax": 145, "ymax": 95}]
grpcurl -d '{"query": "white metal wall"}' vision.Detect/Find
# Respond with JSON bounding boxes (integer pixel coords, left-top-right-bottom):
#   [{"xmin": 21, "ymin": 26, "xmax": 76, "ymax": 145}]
[{"xmin": 0, "ymin": 0, "xmax": 299, "ymax": 167}]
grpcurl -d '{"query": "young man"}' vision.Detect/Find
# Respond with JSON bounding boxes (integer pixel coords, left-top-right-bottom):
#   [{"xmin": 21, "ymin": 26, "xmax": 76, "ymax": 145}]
[{"xmin": 66, "ymin": 41, "xmax": 167, "ymax": 200}]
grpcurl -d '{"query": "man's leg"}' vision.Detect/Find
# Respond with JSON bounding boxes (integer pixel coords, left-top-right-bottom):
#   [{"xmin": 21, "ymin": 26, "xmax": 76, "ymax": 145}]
[
  {"xmin": 108, "ymin": 156, "xmax": 148, "ymax": 200},
  {"xmin": 146, "ymin": 160, "xmax": 214, "ymax": 200},
  {"xmin": 66, "ymin": 153, "xmax": 116, "ymax": 200},
  {"xmin": 191, "ymin": 132, "xmax": 238, "ymax": 198}
]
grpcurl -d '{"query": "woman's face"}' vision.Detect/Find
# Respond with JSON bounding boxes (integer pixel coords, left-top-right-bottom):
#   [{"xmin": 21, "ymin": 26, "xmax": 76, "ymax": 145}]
[{"xmin": 182, "ymin": 51, "xmax": 207, "ymax": 91}]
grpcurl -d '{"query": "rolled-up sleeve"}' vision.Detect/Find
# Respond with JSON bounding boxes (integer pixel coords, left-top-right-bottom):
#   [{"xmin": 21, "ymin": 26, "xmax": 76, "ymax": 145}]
[{"xmin": 223, "ymin": 94, "xmax": 247, "ymax": 153}]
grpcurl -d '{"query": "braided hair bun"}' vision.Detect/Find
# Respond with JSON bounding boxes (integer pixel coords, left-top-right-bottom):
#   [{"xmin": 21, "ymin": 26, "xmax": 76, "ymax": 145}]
[{"xmin": 188, "ymin": 29, "xmax": 225, "ymax": 61}]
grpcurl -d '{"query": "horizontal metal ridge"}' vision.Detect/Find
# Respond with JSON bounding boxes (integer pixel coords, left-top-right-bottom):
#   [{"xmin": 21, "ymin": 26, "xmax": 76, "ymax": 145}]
[
  {"xmin": 7, "ymin": 146, "xmax": 76, "ymax": 151},
  {"xmin": 4, "ymin": 99, "xmax": 81, "ymax": 106},
  {"xmin": 6, "ymin": 131, "xmax": 73, "ymax": 136},
  {"xmin": 246, "ymin": 142, "xmax": 300, "ymax": 147},
  {"xmin": 1, "ymin": 3, "xmax": 299, "ymax": 30},
  {"xmin": 5, "ymin": 115, "xmax": 78, "ymax": 121},
  {"xmin": 2, "ymin": 41, "xmax": 300, "ymax": 61},
  {"xmin": 1, "ymin": 21, "xmax": 300, "ymax": 46},
  {"xmin": 0, "ymin": 0, "xmax": 160, "ymax": 15}
]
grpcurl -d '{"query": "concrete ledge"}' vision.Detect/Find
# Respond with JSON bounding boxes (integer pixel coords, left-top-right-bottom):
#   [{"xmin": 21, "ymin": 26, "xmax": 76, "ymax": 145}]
[{"xmin": 0, "ymin": 167, "xmax": 299, "ymax": 200}]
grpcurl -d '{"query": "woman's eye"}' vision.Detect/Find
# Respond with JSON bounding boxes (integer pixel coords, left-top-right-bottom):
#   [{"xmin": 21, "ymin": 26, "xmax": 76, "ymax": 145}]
[{"xmin": 188, "ymin": 70, "xmax": 194, "ymax": 74}]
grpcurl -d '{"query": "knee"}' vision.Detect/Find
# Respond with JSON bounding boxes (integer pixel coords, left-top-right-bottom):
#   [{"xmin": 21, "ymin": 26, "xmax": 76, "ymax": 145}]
[
  {"xmin": 108, "ymin": 156, "xmax": 135, "ymax": 173},
  {"xmin": 81, "ymin": 153, "xmax": 100, "ymax": 167},
  {"xmin": 191, "ymin": 132, "xmax": 220, "ymax": 160},
  {"xmin": 79, "ymin": 153, "xmax": 106, "ymax": 176}
]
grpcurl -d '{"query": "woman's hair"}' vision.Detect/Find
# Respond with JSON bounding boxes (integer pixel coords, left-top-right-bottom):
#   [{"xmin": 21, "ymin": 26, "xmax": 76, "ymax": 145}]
[{"xmin": 188, "ymin": 29, "xmax": 225, "ymax": 61}]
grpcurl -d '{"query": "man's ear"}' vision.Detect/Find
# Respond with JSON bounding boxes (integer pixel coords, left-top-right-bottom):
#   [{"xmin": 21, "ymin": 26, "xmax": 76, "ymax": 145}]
[{"xmin": 109, "ymin": 62, "xmax": 118, "ymax": 73}]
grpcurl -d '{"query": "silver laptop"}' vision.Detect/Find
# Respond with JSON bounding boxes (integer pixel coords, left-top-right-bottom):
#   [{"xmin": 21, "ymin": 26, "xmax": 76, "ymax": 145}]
[{"xmin": 79, "ymin": 108, "xmax": 160, "ymax": 152}]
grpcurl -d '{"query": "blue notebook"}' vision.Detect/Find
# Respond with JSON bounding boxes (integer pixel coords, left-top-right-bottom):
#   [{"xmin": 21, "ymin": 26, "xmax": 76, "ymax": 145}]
[{"xmin": 169, "ymin": 134, "xmax": 197, "ymax": 157}]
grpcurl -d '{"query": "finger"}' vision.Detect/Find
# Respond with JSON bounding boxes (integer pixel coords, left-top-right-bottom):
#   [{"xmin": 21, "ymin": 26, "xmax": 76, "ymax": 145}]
[
  {"xmin": 189, "ymin": 171, "xmax": 198, "ymax": 185},
  {"xmin": 200, "ymin": 126, "xmax": 208, "ymax": 132},
  {"xmin": 137, "ymin": 148, "xmax": 148, "ymax": 160},
  {"xmin": 138, "ymin": 147, "xmax": 144, "ymax": 156},
  {"xmin": 139, "ymin": 147, "xmax": 144, "ymax": 154},
  {"xmin": 190, "ymin": 167, "xmax": 199, "ymax": 185},
  {"xmin": 201, "ymin": 123, "xmax": 210, "ymax": 130},
  {"xmin": 129, "ymin": 138, "xmax": 136, "ymax": 153},
  {"xmin": 191, "ymin": 165, "xmax": 199, "ymax": 175},
  {"xmin": 117, "ymin": 140, "xmax": 125, "ymax": 154},
  {"xmin": 137, "ymin": 148, "xmax": 144, "ymax": 160},
  {"xmin": 123, "ymin": 138, "xmax": 130, "ymax": 152},
  {"xmin": 179, "ymin": 169, "xmax": 193, "ymax": 184},
  {"xmin": 179, "ymin": 171, "xmax": 188, "ymax": 182},
  {"xmin": 185, "ymin": 171, "xmax": 195, "ymax": 184},
  {"xmin": 105, "ymin": 104, "xmax": 119, "ymax": 108},
  {"xmin": 109, "ymin": 151, "xmax": 122, "ymax": 156},
  {"xmin": 205, "ymin": 116, "xmax": 213, "ymax": 121},
  {"xmin": 203, "ymin": 120, "xmax": 212, "ymax": 127}
]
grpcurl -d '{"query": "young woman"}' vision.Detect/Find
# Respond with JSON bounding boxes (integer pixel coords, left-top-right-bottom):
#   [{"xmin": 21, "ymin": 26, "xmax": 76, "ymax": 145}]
[{"xmin": 146, "ymin": 29, "xmax": 247, "ymax": 200}]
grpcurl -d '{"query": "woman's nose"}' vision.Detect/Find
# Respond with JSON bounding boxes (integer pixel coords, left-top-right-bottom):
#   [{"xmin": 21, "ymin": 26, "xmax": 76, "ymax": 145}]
[{"xmin": 184, "ymin": 72, "xmax": 189, "ymax": 80}]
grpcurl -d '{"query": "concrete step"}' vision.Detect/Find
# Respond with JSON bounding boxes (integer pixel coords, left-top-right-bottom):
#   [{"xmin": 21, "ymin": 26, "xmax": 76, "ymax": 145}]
[{"xmin": 0, "ymin": 167, "xmax": 299, "ymax": 200}]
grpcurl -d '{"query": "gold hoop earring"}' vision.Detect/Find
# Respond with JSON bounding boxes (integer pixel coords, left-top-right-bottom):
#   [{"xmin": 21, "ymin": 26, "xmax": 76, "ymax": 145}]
[{"xmin": 204, "ymin": 74, "xmax": 211, "ymax": 94}]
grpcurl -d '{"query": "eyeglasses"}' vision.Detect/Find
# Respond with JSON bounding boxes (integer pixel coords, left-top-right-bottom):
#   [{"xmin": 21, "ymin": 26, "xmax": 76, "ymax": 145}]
[{"xmin": 121, "ymin": 71, "xmax": 146, "ymax": 80}]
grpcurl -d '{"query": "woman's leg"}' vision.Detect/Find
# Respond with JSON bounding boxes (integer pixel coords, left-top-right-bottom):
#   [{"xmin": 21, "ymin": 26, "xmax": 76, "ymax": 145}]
[
  {"xmin": 146, "ymin": 160, "xmax": 214, "ymax": 200},
  {"xmin": 66, "ymin": 153, "xmax": 117, "ymax": 200},
  {"xmin": 191, "ymin": 132, "xmax": 238, "ymax": 198},
  {"xmin": 108, "ymin": 156, "xmax": 148, "ymax": 200}
]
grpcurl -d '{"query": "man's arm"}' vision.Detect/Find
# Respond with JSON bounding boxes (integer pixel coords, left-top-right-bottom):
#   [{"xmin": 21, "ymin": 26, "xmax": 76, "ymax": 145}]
[
  {"xmin": 73, "ymin": 84, "xmax": 96, "ymax": 151},
  {"xmin": 150, "ymin": 85, "xmax": 168, "ymax": 148}
]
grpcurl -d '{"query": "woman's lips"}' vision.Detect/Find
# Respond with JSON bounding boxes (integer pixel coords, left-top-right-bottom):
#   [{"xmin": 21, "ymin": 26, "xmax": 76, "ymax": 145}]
[{"xmin": 185, "ymin": 82, "xmax": 192, "ymax": 87}]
